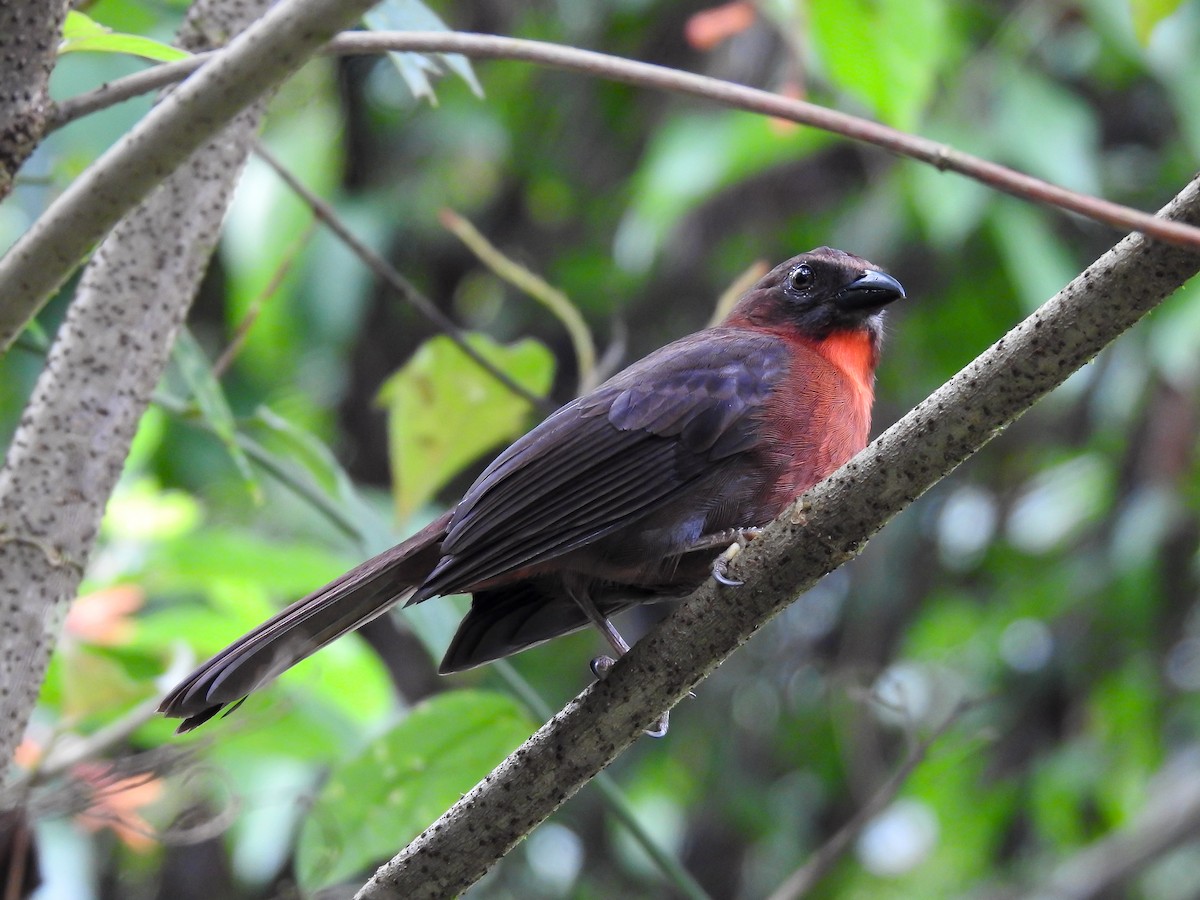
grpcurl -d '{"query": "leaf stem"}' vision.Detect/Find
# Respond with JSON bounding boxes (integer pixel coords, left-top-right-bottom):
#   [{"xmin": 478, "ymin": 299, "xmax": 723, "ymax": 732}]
[{"xmin": 439, "ymin": 208, "xmax": 598, "ymax": 394}]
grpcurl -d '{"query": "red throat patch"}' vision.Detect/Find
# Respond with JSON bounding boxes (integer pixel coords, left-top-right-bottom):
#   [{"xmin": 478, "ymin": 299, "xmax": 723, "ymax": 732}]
[{"xmin": 811, "ymin": 330, "xmax": 878, "ymax": 410}]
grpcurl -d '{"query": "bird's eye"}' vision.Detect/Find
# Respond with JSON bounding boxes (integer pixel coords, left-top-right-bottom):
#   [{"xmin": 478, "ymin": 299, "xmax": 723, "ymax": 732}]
[{"xmin": 788, "ymin": 264, "xmax": 814, "ymax": 292}]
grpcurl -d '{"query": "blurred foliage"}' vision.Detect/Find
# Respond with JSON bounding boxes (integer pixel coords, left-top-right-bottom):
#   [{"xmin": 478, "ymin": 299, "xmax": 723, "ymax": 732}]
[
  {"xmin": 5, "ymin": 0, "xmax": 1200, "ymax": 897},
  {"xmin": 296, "ymin": 691, "xmax": 535, "ymax": 890}
]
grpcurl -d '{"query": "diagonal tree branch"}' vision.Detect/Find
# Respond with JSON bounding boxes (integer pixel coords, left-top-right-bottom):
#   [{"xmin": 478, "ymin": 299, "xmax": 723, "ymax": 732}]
[
  {"xmin": 356, "ymin": 179, "xmax": 1200, "ymax": 899},
  {"xmin": 331, "ymin": 33, "xmax": 1200, "ymax": 252},
  {"xmin": 1000, "ymin": 756, "xmax": 1200, "ymax": 899},
  {"xmin": 45, "ymin": 32, "xmax": 1200, "ymax": 253},
  {"xmin": 0, "ymin": 0, "xmax": 71, "ymax": 200},
  {"xmin": 0, "ymin": 0, "xmax": 382, "ymax": 354},
  {"xmin": 252, "ymin": 143, "xmax": 555, "ymax": 414},
  {"xmin": 767, "ymin": 703, "xmax": 969, "ymax": 900}
]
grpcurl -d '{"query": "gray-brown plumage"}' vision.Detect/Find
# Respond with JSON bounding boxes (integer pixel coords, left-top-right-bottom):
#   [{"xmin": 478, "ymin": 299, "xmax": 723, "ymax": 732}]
[{"xmin": 160, "ymin": 248, "xmax": 904, "ymax": 732}]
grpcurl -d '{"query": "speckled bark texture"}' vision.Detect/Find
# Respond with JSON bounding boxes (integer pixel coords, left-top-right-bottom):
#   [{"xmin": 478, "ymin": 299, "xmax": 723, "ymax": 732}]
[
  {"xmin": 0, "ymin": 0, "xmax": 70, "ymax": 200},
  {"xmin": 357, "ymin": 177, "xmax": 1200, "ymax": 900},
  {"xmin": 0, "ymin": 0, "xmax": 381, "ymax": 354},
  {"xmin": 0, "ymin": 0, "xmax": 280, "ymax": 785}
]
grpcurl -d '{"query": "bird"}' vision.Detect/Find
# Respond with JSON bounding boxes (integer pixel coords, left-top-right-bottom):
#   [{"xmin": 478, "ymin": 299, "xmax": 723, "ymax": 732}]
[{"xmin": 159, "ymin": 247, "xmax": 904, "ymax": 734}]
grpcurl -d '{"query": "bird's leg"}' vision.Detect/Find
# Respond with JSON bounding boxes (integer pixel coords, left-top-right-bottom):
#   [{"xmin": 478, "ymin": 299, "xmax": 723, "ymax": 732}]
[
  {"xmin": 690, "ymin": 526, "xmax": 764, "ymax": 587},
  {"xmin": 570, "ymin": 587, "xmax": 669, "ymax": 738}
]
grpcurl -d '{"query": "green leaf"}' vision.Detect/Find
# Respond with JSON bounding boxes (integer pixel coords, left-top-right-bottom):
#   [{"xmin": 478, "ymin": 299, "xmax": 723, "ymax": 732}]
[
  {"xmin": 364, "ymin": 0, "xmax": 484, "ymax": 104},
  {"xmin": 808, "ymin": 0, "xmax": 949, "ymax": 129},
  {"xmin": 59, "ymin": 10, "xmax": 190, "ymax": 62},
  {"xmin": 169, "ymin": 328, "xmax": 262, "ymax": 502},
  {"xmin": 1030, "ymin": 741, "xmax": 1105, "ymax": 848},
  {"xmin": 295, "ymin": 691, "xmax": 535, "ymax": 889},
  {"xmin": 902, "ymin": 735, "xmax": 1018, "ymax": 890},
  {"xmin": 61, "ymin": 644, "xmax": 152, "ymax": 721},
  {"xmin": 134, "ymin": 527, "xmax": 394, "ymax": 753},
  {"xmin": 144, "ymin": 528, "xmax": 351, "ymax": 602},
  {"xmin": 1089, "ymin": 661, "xmax": 1161, "ymax": 823},
  {"xmin": 20, "ymin": 320, "xmax": 50, "ymax": 353},
  {"xmin": 376, "ymin": 333, "xmax": 554, "ymax": 520},
  {"xmin": 1129, "ymin": 0, "xmax": 1185, "ymax": 44}
]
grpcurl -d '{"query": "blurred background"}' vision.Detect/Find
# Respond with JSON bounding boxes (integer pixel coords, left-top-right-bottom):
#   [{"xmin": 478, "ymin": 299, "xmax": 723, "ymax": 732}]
[{"xmin": 5, "ymin": 0, "xmax": 1200, "ymax": 896}]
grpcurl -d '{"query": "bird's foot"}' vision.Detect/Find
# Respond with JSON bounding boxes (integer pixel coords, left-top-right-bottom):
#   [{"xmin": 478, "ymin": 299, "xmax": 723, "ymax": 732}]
[
  {"xmin": 711, "ymin": 527, "xmax": 763, "ymax": 587},
  {"xmin": 643, "ymin": 714, "xmax": 670, "ymax": 739},
  {"xmin": 712, "ymin": 547, "xmax": 743, "ymax": 586},
  {"xmin": 590, "ymin": 655, "xmax": 670, "ymax": 738}
]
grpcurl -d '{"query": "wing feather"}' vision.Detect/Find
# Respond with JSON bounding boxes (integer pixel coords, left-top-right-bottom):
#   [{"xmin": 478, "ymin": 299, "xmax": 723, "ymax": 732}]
[
  {"xmin": 421, "ymin": 444, "xmax": 689, "ymax": 590},
  {"xmin": 412, "ymin": 330, "xmax": 790, "ymax": 601}
]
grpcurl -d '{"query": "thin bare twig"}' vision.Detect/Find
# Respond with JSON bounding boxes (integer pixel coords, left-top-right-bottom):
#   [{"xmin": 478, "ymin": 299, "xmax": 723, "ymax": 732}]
[
  {"xmin": 767, "ymin": 704, "xmax": 970, "ymax": 900},
  {"xmin": 252, "ymin": 143, "xmax": 554, "ymax": 414},
  {"xmin": 708, "ymin": 260, "xmax": 769, "ymax": 327},
  {"xmin": 212, "ymin": 219, "xmax": 317, "ymax": 380},
  {"xmin": 48, "ymin": 31, "xmax": 1200, "ymax": 253},
  {"xmin": 996, "ymin": 758, "xmax": 1200, "ymax": 900},
  {"xmin": 34, "ymin": 697, "xmax": 163, "ymax": 784},
  {"xmin": 49, "ymin": 56, "xmax": 205, "ymax": 129}
]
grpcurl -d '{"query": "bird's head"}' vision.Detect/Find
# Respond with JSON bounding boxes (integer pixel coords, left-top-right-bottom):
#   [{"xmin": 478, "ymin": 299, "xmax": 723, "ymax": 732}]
[{"xmin": 723, "ymin": 247, "xmax": 905, "ymax": 343}]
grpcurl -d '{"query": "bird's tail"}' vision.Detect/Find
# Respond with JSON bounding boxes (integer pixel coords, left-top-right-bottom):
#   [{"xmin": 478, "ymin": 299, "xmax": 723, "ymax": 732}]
[{"xmin": 159, "ymin": 511, "xmax": 452, "ymax": 732}]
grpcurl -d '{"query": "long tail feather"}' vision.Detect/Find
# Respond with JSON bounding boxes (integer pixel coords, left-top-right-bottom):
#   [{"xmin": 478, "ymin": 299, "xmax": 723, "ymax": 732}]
[{"xmin": 159, "ymin": 512, "xmax": 451, "ymax": 732}]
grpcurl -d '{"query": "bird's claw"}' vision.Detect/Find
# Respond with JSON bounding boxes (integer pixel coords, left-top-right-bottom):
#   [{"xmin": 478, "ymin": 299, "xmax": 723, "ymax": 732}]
[
  {"xmin": 589, "ymin": 655, "xmax": 670, "ymax": 738},
  {"xmin": 644, "ymin": 713, "xmax": 670, "ymax": 739},
  {"xmin": 711, "ymin": 526, "xmax": 764, "ymax": 587},
  {"xmin": 712, "ymin": 542, "xmax": 745, "ymax": 587}
]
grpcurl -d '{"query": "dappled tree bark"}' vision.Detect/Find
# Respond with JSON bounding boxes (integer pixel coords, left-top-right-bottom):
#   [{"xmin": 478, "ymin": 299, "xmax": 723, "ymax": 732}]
[
  {"xmin": 0, "ymin": 0, "xmax": 275, "ymax": 791},
  {"xmin": 0, "ymin": 0, "xmax": 382, "ymax": 353},
  {"xmin": 0, "ymin": 0, "xmax": 70, "ymax": 200},
  {"xmin": 0, "ymin": 0, "xmax": 387, "ymax": 778}
]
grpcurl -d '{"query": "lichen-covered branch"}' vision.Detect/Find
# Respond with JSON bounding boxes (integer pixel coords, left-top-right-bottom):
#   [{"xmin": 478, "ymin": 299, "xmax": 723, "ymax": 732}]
[
  {"xmin": 0, "ymin": 0, "xmax": 381, "ymax": 354},
  {"xmin": 357, "ymin": 179, "xmax": 1200, "ymax": 899},
  {"xmin": 0, "ymin": 0, "xmax": 70, "ymax": 200},
  {"xmin": 0, "ymin": 0, "xmax": 277, "ymax": 785}
]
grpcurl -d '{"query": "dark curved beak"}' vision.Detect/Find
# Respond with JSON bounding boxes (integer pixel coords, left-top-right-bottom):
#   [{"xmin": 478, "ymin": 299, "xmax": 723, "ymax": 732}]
[{"xmin": 835, "ymin": 269, "xmax": 906, "ymax": 311}]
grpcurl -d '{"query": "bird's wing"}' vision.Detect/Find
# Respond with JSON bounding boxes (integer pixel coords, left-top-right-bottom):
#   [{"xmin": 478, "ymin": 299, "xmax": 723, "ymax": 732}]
[{"xmin": 411, "ymin": 329, "xmax": 791, "ymax": 599}]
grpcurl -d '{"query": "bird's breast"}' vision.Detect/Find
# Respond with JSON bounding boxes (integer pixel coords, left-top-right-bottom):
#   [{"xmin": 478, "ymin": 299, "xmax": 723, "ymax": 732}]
[{"xmin": 759, "ymin": 332, "xmax": 876, "ymax": 505}]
